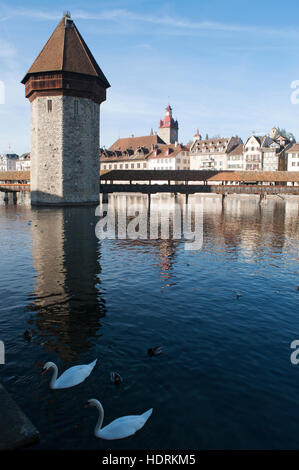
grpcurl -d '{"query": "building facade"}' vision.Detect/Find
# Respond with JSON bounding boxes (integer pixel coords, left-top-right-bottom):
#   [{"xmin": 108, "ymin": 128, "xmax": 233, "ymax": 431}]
[
  {"xmin": 244, "ymin": 131, "xmax": 291, "ymax": 171},
  {"xmin": 286, "ymin": 143, "xmax": 299, "ymax": 172},
  {"xmin": 147, "ymin": 143, "xmax": 189, "ymax": 170},
  {"xmin": 0, "ymin": 153, "xmax": 19, "ymax": 171},
  {"xmin": 21, "ymin": 13, "xmax": 110, "ymax": 205},
  {"xmin": 100, "ymin": 135, "xmax": 164, "ymax": 171},
  {"xmin": 16, "ymin": 153, "xmax": 31, "ymax": 171},
  {"xmin": 243, "ymin": 135, "xmax": 264, "ymax": 170},
  {"xmin": 100, "ymin": 134, "xmax": 190, "ymax": 171},
  {"xmin": 227, "ymin": 144, "xmax": 244, "ymax": 170},
  {"xmin": 189, "ymin": 134, "xmax": 242, "ymax": 170}
]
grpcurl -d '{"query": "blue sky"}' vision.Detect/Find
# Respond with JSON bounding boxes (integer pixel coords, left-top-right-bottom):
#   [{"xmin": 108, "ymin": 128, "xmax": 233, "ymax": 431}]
[{"xmin": 0, "ymin": 0, "xmax": 299, "ymax": 154}]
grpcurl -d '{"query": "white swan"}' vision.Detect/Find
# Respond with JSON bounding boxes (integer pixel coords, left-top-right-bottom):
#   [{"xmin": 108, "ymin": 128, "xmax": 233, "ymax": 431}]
[
  {"xmin": 85, "ymin": 399, "xmax": 153, "ymax": 440},
  {"xmin": 42, "ymin": 359, "xmax": 97, "ymax": 389}
]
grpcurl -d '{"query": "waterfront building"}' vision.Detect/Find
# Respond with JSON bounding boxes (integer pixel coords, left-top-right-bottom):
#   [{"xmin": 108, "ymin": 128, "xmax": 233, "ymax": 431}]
[
  {"xmin": 243, "ymin": 135, "xmax": 264, "ymax": 170},
  {"xmin": 227, "ymin": 143, "xmax": 244, "ymax": 169},
  {"xmin": 286, "ymin": 143, "xmax": 299, "ymax": 172},
  {"xmin": 21, "ymin": 13, "xmax": 110, "ymax": 205},
  {"xmin": 0, "ymin": 153, "xmax": 19, "ymax": 171},
  {"xmin": 147, "ymin": 143, "xmax": 190, "ymax": 170},
  {"xmin": 189, "ymin": 134, "xmax": 242, "ymax": 170},
  {"xmin": 158, "ymin": 105, "xmax": 179, "ymax": 144},
  {"xmin": 100, "ymin": 134, "xmax": 164, "ymax": 171},
  {"xmin": 100, "ymin": 134, "xmax": 190, "ymax": 171},
  {"xmin": 244, "ymin": 130, "xmax": 291, "ymax": 171},
  {"xmin": 16, "ymin": 153, "xmax": 31, "ymax": 171}
]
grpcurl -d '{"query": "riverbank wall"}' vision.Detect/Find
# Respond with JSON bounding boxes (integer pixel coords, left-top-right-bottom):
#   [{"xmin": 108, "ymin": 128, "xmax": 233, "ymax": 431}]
[{"xmin": 0, "ymin": 383, "xmax": 40, "ymax": 449}]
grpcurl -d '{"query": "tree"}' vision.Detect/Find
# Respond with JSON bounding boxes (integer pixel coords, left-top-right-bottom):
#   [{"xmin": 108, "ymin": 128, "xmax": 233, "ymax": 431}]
[{"xmin": 276, "ymin": 127, "xmax": 296, "ymax": 142}]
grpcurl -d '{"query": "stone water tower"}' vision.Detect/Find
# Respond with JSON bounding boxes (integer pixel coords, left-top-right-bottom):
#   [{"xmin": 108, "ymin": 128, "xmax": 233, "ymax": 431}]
[{"xmin": 21, "ymin": 13, "xmax": 110, "ymax": 205}]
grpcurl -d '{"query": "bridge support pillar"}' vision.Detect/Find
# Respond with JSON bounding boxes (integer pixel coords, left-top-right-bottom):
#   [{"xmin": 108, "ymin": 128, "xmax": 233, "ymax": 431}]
[
  {"xmin": 7, "ymin": 193, "xmax": 15, "ymax": 204},
  {"xmin": 147, "ymin": 193, "xmax": 151, "ymax": 214},
  {"xmin": 102, "ymin": 192, "xmax": 108, "ymax": 204}
]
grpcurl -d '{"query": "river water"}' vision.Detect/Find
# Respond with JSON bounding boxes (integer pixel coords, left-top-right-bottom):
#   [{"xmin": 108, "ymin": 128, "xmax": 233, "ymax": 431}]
[{"xmin": 1, "ymin": 194, "xmax": 299, "ymax": 450}]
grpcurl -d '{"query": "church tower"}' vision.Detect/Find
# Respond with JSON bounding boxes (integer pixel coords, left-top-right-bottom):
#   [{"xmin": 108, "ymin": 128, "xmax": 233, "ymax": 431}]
[
  {"xmin": 21, "ymin": 13, "xmax": 110, "ymax": 205},
  {"xmin": 158, "ymin": 105, "xmax": 178, "ymax": 144}
]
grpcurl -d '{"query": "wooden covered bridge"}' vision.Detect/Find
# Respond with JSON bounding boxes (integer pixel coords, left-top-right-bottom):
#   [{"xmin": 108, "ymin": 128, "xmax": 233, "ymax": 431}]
[
  {"xmin": 2, "ymin": 170, "xmax": 299, "ymax": 203},
  {"xmin": 99, "ymin": 170, "xmax": 299, "ymax": 196}
]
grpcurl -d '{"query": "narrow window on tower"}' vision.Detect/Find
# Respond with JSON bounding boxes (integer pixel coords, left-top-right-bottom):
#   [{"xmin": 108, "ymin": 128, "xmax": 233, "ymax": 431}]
[
  {"xmin": 47, "ymin": 99, "xmax": 52, "ymax": 113},
  {"xmin": 74, "ymin": 100, "xmax": 79, "ymax": 116}
]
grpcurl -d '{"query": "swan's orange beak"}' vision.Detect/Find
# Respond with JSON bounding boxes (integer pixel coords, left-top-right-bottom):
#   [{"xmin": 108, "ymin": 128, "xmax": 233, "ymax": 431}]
[{"xmin": 41, "ymin": 369, "xmax": 47, "ymax": 376}]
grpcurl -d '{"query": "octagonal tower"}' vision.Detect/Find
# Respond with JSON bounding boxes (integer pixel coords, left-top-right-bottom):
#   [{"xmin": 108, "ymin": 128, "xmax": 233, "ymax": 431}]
[{"xmin": 21, "ymin": 13, "xmax": 110, "ymax": 205}]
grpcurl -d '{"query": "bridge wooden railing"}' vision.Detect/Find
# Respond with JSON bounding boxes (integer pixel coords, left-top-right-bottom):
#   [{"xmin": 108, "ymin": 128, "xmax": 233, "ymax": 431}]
[{"xmin": 0, "ymin": 184, "xmax": 30, "ymax": 192}]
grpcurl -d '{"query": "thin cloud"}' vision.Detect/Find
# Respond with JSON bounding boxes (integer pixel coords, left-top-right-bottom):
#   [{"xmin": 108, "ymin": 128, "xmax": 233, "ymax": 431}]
[
  {"xmin": 0, "ymin": 41, "xmax": 17, "ymax": 58},
  {"xmin": 3, "ymin": 7, "xmax": 299, "ymax": 38}
]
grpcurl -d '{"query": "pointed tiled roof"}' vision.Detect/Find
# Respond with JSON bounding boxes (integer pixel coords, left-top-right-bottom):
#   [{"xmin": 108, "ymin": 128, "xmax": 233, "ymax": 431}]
[{"xmin": 21, "ymin": 15, "xmax": 110, "ymax": 88}]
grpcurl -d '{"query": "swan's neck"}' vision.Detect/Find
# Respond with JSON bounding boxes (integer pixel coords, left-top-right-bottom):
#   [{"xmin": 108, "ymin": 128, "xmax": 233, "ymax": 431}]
[
  {"xmin": 49, "ymin": 364, "xmax": 58, "ymax": 388},
  {"xmin": 94, "ymin": 401, "xmax": 104, "ymax": 436}
]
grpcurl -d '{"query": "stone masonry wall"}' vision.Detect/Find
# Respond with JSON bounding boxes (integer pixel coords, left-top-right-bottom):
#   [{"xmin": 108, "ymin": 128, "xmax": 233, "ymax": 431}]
[
  {"xmin": 62, "ymin": 96, "xmax": 100, "ymax": 204},
  {"xmin": 30, "ymin": 95, "xmax": 100, "ymax": 205},
  {"xmin": 31, "ymin": 96, "xmax": 63, "ymax": 204}
]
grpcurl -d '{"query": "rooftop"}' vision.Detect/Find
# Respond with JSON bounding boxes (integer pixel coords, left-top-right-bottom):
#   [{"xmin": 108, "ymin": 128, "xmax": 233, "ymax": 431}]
[
  {"xmin": 21, "ymin": 14, "xmax": 110, "ymax": 88},
  {"xmin": 109, "ymin": 134, "xmax": 165, "ymax": 152}
]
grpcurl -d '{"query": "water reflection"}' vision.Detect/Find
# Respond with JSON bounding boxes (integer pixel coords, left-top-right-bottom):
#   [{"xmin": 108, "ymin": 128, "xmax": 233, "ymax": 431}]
[
  {"xmin": 104, "ymin": 192, "xmax": 299, "ymax": 267},
  {"xmin": 107, "ymin": 194, "xmax": 182, "ymax": 281},
  {"xmin": 26, "ymin": 207, "xmax": 106, "ymax": 361},
  {"xmin": 2, "ymin": 193, "xmax": 299, "ymax": 449}
]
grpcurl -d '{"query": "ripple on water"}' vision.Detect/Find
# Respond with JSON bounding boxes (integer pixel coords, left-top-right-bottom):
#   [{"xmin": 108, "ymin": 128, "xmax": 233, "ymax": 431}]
[{"xmin": 1, "ymin": 199, "xmax": 299, "ymax": 449}]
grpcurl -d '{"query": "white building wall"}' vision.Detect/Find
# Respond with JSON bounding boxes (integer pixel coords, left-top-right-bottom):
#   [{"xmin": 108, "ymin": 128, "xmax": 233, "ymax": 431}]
[
  {"xmin": 263, "ymin": 151, "xmax": 279, "ymax": 171},
  {"xmin": 101, "ymin": 160, "xmax": 147, "ymax": 170},
  {"xmin": 227, "ymin": 154, "xmax": 244, "ymax": 169},
  {"xmin": 287, "ymin": 152, "xmax": 299, "ymax": 171}
]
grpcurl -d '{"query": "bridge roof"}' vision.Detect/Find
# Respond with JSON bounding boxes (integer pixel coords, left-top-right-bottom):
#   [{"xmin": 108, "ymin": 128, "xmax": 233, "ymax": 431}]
[
  {"xmin": 3, "ymin": 169, "xmax": 299, "ymax": 184},
  {"xmin": 0, "ymin": 171, "xmax": 30, "ymax": 181},
  {"xmin": 100, "ymin": 170, "xmax": 299, "ymax": 183}
]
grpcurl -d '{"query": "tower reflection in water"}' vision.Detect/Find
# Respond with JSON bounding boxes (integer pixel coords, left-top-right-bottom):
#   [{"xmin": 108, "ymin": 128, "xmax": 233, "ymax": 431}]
[{"xmin": 26, "ymin": 206, "xmax": 106, "ymax": 362}]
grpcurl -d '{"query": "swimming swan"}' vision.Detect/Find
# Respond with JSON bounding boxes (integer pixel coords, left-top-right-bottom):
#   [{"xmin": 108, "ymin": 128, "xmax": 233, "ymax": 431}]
[
  {"xmin": 42, "ymin": 359, "xmax": 97, "ymax": 389},
  {"xmin": 85, "ymin": 399, "xmax": 153, "ymax": 440}
]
